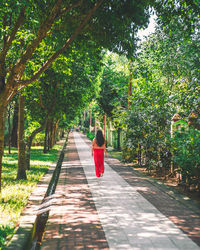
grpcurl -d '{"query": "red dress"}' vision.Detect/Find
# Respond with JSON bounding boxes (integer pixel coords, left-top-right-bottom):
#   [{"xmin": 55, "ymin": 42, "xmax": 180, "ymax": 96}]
[{"xmin": 92, "ymin": 138, "xmax": 106, "ymax": 177}]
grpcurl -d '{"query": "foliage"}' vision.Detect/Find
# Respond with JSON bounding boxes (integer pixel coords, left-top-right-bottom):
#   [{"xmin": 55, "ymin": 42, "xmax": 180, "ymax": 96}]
[
  {"xmin": 97, "ymin": 52, "xmax": 129, "ymax": 117},
  {"xmin": 172, "ymin": 128, "xmax": 200, "ymax": 189},
  {"xmin": 86, "ymin": 131, "xmax": 95, "ymax": 141},
  {"xmin": 0, "ymin": 224, "xmax": 15, "ymax": 249},
  {"xmin": 92, "ymin": 5, "xmax": 200, "ymax": 190},
  {"xmin": 24, "ymin": 42, "xmax": 102, "ymax": 132},
  {"xmin": 120, "ymin": 10, "xmax": 200, "ymax": 174},
  {"xmin": 0, "ymin": 145, "xmax": 61, "ymax": 248},
  {"xmin": 31, "ymin": 132, "xmax": 45, "ymax": 145},
  {"xmin": 122, "ymin": 81, "xmax": 174, "ymax": 166}
]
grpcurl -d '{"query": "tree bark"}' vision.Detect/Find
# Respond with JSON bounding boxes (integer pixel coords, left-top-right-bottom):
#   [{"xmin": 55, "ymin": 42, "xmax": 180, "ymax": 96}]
[
  {"xmin": 49, "ymin": 119, "xmax": 54, "ymax": 149},
  {"xmin": 0, "ymin": 105, "xmax": 5, "ymax": 192},
  {"xmin": 43, "ymin": 121, "xmax": 49, "ymax": 153},
  {"xmin": 11, "ymin": 101, "xmax": 18, "ymax": 147},
  {"xmin": 104, "ymin": 112, "xmax": 107, "ymax": 141},
  {"xmin": 17, "ymin": 94, "xmax": 27, "ymax": 180},
  {"xmin": 53, "ymin": 120, "xmax": 59, "ymax": 145},
  {"xmin": 51, "ymin": 121, "xmax": 57, "ymax": 147},
  {"xmin": 8, "ymin": 104, "xmax": 11, "ymax": 153}
]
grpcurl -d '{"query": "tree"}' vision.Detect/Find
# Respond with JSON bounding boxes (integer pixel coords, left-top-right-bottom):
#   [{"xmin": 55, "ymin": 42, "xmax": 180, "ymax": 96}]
[
  {"xmin": 0, "ymin": 0, "xmax": 198, "ymax": 191},
  {"xmin": 97, "ymin": 52, "xmax": 129, "ymax": 117},
  {"xmin": 0, "ymin": 0, "xmax": 155, "ymax": 191},
  {"xmin": 17, "ymin": 94, "xmax": 27, "ymax": 179},
  {"xmin": 11, "ymin": 99, "xmax": 18, "ymax": 147},
  {"xmin": 24, "ymin": 42, "xmax": 102, "ymax": 167}
]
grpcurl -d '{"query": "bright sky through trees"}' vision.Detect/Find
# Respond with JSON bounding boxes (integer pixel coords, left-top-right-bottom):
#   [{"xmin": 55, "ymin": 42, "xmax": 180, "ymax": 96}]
[{"xmin": 137, "ymin": 14, "xmax": 156, "ymax": 41}]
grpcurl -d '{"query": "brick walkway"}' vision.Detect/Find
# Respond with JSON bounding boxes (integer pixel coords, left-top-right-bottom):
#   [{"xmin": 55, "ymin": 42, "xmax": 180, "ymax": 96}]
[
  {"xmin": 41, "ymin": 132, "xmax": 200, "ymax": 250},
  {"xmin": 41, "ymin": 133, "xmax": 109, "ymax": 249},
  {"xmin": 105, "ymin": 156, "xmax": 200, "ymax": 247}
]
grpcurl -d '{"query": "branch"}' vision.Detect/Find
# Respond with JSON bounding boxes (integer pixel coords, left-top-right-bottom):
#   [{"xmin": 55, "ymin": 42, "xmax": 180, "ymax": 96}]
[
  {"xmin": 7, "ymin": 0, "xmax": 63, "ymax": 86},
  {"xmin": 6, "ymin": 7, "xmax": 26, "ymax": 54},
  {"xmin": 59, "ymin": 0, "xmax": 83, "ymax": 17},
  {"xmin": 37, "ymin": 88, "xmax": 45, "ymax": 109},
  {"xmin": 6, "ymin": 84, "xmax": 24, "ymax": 106},
  {"xmin": 0, "ymin": 7, "xmax": 26, "ymax": 62},
  {"xmin": 17, "ymin": 0, "xmax": 104, "ymax": 87},
  {"xmin": 3, "ymin": 15, "xmax": 8, "ymax": 51}
]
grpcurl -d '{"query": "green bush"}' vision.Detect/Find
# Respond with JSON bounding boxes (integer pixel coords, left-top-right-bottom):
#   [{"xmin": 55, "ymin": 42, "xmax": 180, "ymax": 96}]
[
  {"xmin": 32, "ymin": 132, "xmax": 45, "ymax": 145},
  {"xmin": 86, "ymin": 131, "xmax": 95, "ymax": 141},
  {"xmin": 0, "ymin": 225, "xmax": 15, "ymax": 249},
  {"xmin": 172, "ymin": 128, "xmax": 200, "ymax": 190}
]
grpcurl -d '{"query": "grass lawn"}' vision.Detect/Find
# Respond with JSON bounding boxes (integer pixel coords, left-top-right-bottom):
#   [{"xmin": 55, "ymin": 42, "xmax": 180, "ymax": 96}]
[
  {"xmin": 108, "ymin": 150, "xmax": 122, "ymax": 161},
  {"xmin": 0, "ymin": 145, "xmax": 62, "ymax": 249}
]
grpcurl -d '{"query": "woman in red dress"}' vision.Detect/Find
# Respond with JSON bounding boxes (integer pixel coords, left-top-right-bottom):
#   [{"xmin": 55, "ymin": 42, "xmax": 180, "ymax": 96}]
[{"xmin": 92, "ymin": 130, "xmax": 107, "ymax": 177}]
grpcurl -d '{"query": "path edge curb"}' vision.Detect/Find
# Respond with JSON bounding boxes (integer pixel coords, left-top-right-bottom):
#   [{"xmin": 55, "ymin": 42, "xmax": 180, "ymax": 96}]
[{"xmin": 6, "ymin": 137, "xmax": 67, "ymax": 250}]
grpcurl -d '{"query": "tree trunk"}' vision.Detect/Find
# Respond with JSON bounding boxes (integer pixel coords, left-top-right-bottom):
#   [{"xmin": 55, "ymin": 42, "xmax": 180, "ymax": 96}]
[
  {"xmin": 47, "ymin": 127, "xmax": 50, "ymax": 152},
  {"xmin": 11, "ymin": 101, "xmax": 18, "ymax": 147},
  {"xmin": 52, "ymin": 120, "xmax": 59, "ymax": 146},
  {"xmin": 0, "ymin": 105, "xmax": 6, "ymax": 192},
  {"xmin": 43, "ymin": 121, "xmax": 49, "ymax": 153},
  {"xmin": 90, "ymin": 110, "xmax": 92, "ymax": 132},
  {"xmin": 17, "ymin": 94, "xmax": 27, "ymax": 180},
  {"xmin": 104, "ymin": 112, "xmax": 107, "ymax": 141},
  {"xmin": 8, "ymin": 104, "xmax": 11, "ymax": 154},
  {"xmin": 138, "ymin": 144, "xmax": 142, "ymax": 166},
  {"xmin": 26, "ymin": 125, "xmax": 45, "ymax": 170},
  {"xmin": 49, "ymin": 119, "xmax": 54, "ymax": 149},
  {"xmin": 51, "ymin": 122, "xmax": 56, "ymax": 147}
]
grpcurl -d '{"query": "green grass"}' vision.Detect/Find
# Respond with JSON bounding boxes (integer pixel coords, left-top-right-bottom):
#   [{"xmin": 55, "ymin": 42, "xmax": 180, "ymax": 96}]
[
  {"xmin": 109, "ymin": 150, "xmax": 122, "ymax": 161},
  {"xmin": 0, "ymin": 145, "xmax": 62, "ymax": 249}
]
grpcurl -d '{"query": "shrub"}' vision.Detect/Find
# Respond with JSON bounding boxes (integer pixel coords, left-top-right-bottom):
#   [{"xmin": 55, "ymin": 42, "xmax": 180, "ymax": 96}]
[
  {"xmin": 172, "ymin": 128, "xmax": 200, "ymax": 190},
  {"xmin": 86, "ymin": 131, "xmax": 95, "ymax": 141}
]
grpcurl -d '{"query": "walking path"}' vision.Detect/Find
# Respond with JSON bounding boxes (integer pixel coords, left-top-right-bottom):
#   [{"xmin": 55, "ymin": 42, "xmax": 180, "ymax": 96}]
[{"xmin": 41, "ymin": 132, "xmax": 200, "ymax": 250}]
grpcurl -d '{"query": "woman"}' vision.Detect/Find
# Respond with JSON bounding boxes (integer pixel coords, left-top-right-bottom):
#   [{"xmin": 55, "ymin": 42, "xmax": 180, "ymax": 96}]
[{"xmin": 92, "ymin": 130, "xmax": 107, "ymax": 177}]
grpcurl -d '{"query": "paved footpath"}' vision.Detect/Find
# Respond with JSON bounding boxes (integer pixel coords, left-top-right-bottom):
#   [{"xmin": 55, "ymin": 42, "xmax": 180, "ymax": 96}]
[{"xmin": 41, "ymin": 132, "xmax": 200, "ymax": 250}]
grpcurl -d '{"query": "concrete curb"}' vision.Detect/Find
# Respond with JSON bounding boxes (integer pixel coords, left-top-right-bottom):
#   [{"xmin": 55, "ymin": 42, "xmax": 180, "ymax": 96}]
[{"xmin": 6, "ymin": 138, "xmax": 66, "ymax": 250}]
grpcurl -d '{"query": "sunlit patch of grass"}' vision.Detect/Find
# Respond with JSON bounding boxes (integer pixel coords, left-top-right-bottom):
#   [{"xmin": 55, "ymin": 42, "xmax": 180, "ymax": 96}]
[
  {"xmin": 0, "ymin": 144, "xmax": 62, "ymax": 248},
  {"xmin": 109, "ymin": 150, "xmax": 122, "ymax": 161}
]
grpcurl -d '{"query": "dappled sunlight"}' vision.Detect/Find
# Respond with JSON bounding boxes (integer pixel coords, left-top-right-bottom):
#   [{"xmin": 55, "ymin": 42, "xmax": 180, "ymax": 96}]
[
  {"xmin": 41, "ymin": 161, "xmax": 109, "ymax": 249},
  {"xmin": 73, "ymin": 132, "xmax": 200, "ymax": 249}
]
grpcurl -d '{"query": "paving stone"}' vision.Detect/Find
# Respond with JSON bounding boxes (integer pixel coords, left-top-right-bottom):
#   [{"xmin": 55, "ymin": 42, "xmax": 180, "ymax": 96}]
[
  {"xmin": 41, "ymin": 132, "xmax": 200, "ymax": 250},
  {"xmin": 75, "ymin": 132, "xmax": 200, "ymax": 250},
  {"xmin": 41, "ymin": 133, "xmax": 109, "ymax": 250}
]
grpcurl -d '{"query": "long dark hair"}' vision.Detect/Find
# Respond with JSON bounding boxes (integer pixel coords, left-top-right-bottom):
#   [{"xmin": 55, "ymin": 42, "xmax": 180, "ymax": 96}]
[{"xmin": 96, "ymin": 130, "xmax": 105, "ymax": 147}]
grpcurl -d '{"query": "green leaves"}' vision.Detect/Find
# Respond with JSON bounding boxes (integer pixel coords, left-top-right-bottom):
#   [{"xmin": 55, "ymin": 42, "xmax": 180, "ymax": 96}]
[
  {"xmin": 97, "ymin": 52, "xmax": 129, "ymax": 117},
  {"xmin": 172, "ymin": 129, "xmax": 200, "ymax": 188}
]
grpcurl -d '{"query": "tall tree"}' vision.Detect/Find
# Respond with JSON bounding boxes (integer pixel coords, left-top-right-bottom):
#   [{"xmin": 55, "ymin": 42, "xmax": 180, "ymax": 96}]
[
  {"xmin": 0, "ymin": 0, "xmax": 154, "ymax": 191},
  {"xmin": 17, "ymin": 94, "xmax": 27, "ymax": 180},
  {"xmin": 11, "ymin": 100, "xmax": 19, "ymax": 147},
  {"xmin": 0, "ymin": 0, "xmax": 198, "ymax": 190}
]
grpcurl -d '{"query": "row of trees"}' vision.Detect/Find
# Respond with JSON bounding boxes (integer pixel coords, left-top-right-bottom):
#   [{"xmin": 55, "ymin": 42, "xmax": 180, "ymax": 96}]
[
  {"xmin": 3, "ymin": 42, "xmax": 102, "ymax": 181},
  {"xmin": 0, "ymin": 0, "xmax": 199, "ymax": 192},
  {"xmin": 83, "ymin": 6, "xmax": 200, "ymax": 191},
  {"xmin": 0, "ymin": 0, "xmax": 159, "ymax": 191}
]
